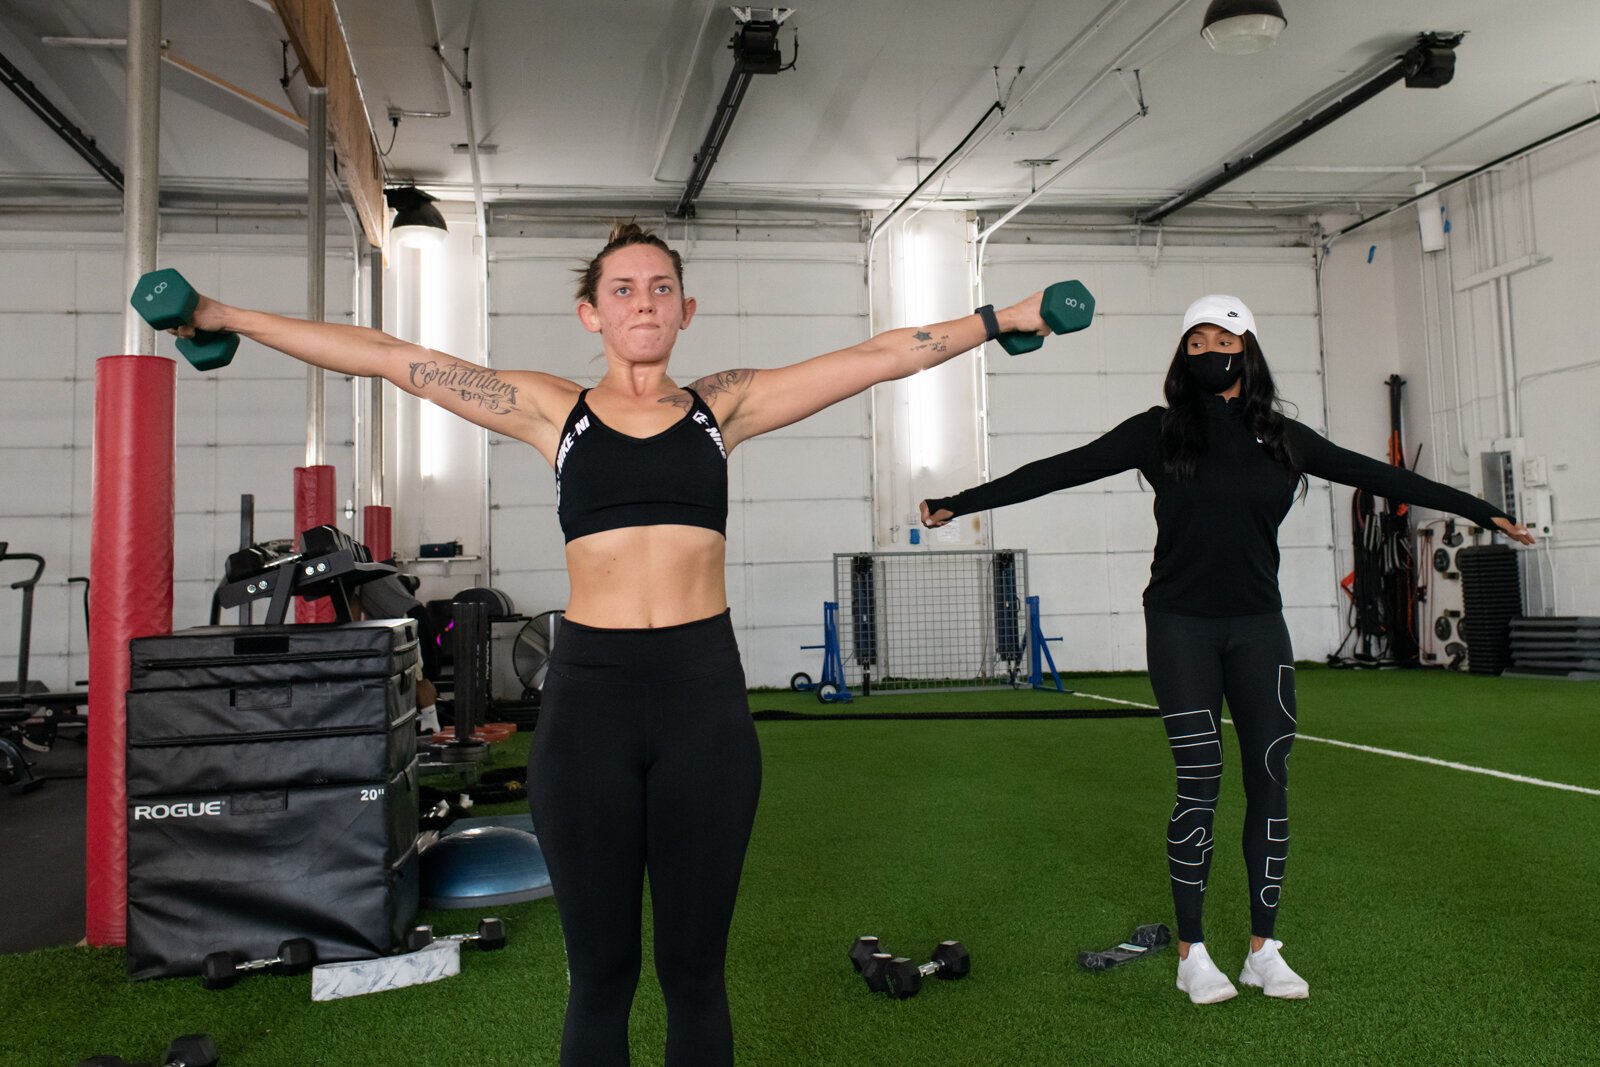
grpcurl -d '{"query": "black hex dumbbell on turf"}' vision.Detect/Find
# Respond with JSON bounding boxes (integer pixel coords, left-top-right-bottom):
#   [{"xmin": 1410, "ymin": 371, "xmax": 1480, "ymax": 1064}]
[
  {"xmin": 884, "ymin": 940, "xmax": 972, "ymax": 999},
  {"xmin": 200, "ymin": 937, "xmax": 316, "ymax": 990},
  {"xmin": 79, "ymin": 1032, "xmax": 219, "ymax": 1067},
  {"xmin": 848, "ymin": 935, "xmax": 894, "ymax": 993},
  {"xmin": 407, "ymin": 917, "xmax": 508, "ymax": 953}
]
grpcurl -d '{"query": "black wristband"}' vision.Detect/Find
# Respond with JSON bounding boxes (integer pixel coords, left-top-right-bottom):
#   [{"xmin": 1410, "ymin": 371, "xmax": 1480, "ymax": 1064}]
[{"xmin": 975, "ymin": 304, "xmax": 1002, "ymax": 342}]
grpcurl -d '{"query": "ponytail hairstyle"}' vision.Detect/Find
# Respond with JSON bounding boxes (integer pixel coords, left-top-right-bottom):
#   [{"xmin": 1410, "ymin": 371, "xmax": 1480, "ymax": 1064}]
[
  {"xmin": 1159, "ymin": 330, "xmax": 1307, "ymax": 497},
  {"xmin": 573, "ymin": 220, "xmax": 684, "ymax": 305}
]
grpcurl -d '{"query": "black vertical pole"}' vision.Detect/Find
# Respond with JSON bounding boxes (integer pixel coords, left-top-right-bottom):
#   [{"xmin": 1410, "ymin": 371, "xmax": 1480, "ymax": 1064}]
[
  {"xmin": 850, "ymin": 554, "xmax": 876, "ymax": 696},
  {"xmin": 1384, "ymin": 375, "xmax": 1418, "ymax": 666}
]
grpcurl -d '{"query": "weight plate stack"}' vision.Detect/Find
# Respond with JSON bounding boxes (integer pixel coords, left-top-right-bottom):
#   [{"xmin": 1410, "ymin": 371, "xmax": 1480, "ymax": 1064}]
[{"xmin": 1456, "ymin": 545, "xmax": 1521, "ymax": 675}]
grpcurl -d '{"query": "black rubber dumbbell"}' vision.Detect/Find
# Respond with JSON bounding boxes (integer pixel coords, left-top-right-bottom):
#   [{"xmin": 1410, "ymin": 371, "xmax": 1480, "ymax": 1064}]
[
  {"xmin": 129, "ymin": 268, "xmax": 240, "ymax": 371},
  {"xmin": 79, "ymin": 1032, "xmax": 219, "ymax": 1067},
  {"xmin": 406, "ymin": 917, "xmax": 507, "ymax": 953},
  {"xmin": 848, "ymin": 935, "xmax": 894, "ymax": 993},
  {"xmin": 200, "ymin": 937, "xmax": 316, "ymax": 990},
  {"xmin": 883, "ymin": 940, "xmax": 972, "ymax": 999},
  {"xmin": 997, "ymin": 280, "xmax": 1096, "ymax": 354}
]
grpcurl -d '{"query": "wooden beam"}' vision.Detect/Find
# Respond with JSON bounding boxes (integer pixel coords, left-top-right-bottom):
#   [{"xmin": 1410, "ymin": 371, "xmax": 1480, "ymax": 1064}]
[
  {"xmin": 161, "ymin": 50, "xmax": 307, "ymax": 130},
  {"xmin": 271, "ymin": 0, "xmax": 386, "ymax": 248}
]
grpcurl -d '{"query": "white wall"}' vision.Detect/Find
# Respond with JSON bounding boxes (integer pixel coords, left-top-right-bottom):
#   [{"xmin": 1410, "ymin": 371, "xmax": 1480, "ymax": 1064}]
[
  {"xmin": 979, "ymin": 245, "xmax": 1336, "ymax": 671},
  {"xmin": 485, "ymin": 235, "xmax": 872, "ymax": 688},
  {"xmin": 1318, "ymin": 122, "xmax": 1600, "ymax": 619},
  {"xmin": 0, "ymin": 231, "xmax": 356, "ymax": 691}
]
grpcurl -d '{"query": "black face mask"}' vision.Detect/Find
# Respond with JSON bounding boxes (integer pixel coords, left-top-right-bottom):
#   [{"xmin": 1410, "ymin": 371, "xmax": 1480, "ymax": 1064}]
[{"xmin": 1188, "ymin": 350, "xmax": 1243, "ymax": 393}]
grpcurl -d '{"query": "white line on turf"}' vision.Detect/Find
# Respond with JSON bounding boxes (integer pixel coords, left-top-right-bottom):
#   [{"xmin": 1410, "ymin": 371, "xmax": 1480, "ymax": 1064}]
[{"xmin": 1066, "ymin": 690, "xmax": 1600, "ymax": 797}]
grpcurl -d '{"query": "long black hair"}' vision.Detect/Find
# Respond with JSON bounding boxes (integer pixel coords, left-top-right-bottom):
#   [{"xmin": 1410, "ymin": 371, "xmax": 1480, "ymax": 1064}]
[{"xmin": 1159, "ymin": 330, "xmax": 1307, "ymax": 496}]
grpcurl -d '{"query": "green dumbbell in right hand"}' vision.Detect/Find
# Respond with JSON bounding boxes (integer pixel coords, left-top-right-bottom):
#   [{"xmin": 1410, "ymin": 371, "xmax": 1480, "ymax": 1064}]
[
  {"xmin": 998, "ymin": 279, "xmax": 1096, "ymax": 355},
  {"xmin": 130, "ymin": 268, "xmax": 239, "ymax": 371}
]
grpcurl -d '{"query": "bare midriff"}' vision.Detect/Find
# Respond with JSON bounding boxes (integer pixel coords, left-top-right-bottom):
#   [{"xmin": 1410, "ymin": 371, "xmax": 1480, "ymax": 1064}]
[{"xmin": 563, "ymin": 524, "xmax": 728, "ymax": 628}]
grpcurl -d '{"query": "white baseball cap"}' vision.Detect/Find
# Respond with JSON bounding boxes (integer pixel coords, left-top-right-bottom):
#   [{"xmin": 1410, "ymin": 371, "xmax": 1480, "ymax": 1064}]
[{"xmin": 1182, "ymin": 294, "xmax": 1257, "ymax": 339}]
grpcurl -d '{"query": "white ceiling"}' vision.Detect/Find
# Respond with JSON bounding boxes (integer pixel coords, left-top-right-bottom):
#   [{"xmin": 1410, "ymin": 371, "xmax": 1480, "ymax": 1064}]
[{"xmin": 1, "ymin": 0, "xmax": 1597, "ymax": 219}]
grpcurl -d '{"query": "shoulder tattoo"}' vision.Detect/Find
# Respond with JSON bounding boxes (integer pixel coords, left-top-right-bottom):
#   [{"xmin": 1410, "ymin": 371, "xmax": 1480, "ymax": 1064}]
[
  {"xmin": 664, "ymin": 368, "xmax": 757, "ymax": 410},
  {"xmin": 409, "ymin": 359, "xmax": 520, "ymax": 415}
]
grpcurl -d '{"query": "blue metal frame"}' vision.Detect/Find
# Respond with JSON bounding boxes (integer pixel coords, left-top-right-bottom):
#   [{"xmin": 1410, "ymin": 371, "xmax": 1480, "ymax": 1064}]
[
  {"xmin": 796, "ymin": 601, "xmax": 853, "ymax": 703},
  {"xmin": 1026, "ymin": 595, "xmax": 1064, "ymax": 691}
]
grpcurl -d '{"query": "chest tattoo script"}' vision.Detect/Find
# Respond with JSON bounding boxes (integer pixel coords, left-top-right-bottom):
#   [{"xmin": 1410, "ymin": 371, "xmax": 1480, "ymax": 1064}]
[
  {"xmin": 660, "ymin": 368, "xmax": 757, "ymax": 412},
  {"xmin": 409, "ymin": 360, "xmax": 518, "ymax": 413}
]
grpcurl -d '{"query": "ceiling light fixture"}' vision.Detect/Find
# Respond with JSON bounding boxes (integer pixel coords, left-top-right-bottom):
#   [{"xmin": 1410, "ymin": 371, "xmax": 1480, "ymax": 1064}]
[
  {"xmin": 385, "ymin": 186, "xmax": 448, "ymax": 248},
  {"xmin": 1201, "ymin": 0, "xmax": 1287, "ymax": 55}
]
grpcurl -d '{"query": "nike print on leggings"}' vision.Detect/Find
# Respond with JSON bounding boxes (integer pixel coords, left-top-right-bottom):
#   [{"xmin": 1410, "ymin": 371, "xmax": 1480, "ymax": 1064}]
[{"xmin": 1147, "ymin": 609, "xmax": 1296, "ymax": 945}]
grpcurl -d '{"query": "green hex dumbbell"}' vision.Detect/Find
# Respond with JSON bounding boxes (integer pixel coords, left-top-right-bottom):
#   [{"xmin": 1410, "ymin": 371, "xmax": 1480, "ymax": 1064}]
[
  {"xmin": 998, "ymin": 279, "xmax": 1096, "ymax": 355},
  {"xmin": 130, "ymin": 268, "xmax": 240, "ymax": 371}
]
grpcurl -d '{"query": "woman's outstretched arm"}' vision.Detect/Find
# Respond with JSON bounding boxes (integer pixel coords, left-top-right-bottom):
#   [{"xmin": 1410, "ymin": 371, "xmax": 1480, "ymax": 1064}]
[
  {"xmin": 178, "ymin": 294, "xmax": 577, "ymax": 458},
  {"xmin": 1287, "ymin": 422, "xmax": 1536, "ymax": 544},
  {"xmin": 921, "ymin": 410, "xmax": 1160, "ymax": 527},
  {"xmin": 683, "ymin": 293, "xmax": 1049, "ymax": 450}
]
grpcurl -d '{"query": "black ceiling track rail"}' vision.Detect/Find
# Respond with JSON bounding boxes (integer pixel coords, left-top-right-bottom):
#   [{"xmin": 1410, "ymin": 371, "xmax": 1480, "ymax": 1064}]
[
  {"xmin": 1138, "ymin": 32, "xmax": 1463, "ymax": 225},
  {"xmin": 673, "ymin": 12, "xmax": 793, "ymax": 219},
  {"xmin": 0, "ymin": 47, "xmax": 125, "ymax": 191}
]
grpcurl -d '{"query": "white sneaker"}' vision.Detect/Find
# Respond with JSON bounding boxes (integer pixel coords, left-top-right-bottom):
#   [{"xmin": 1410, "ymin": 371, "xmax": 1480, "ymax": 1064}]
[
  {"xmin": 1175, "ymin": 942, "xmax": 1238, "ymax": 1005},
  {"xmin": 1239, "ymin": 939, "xmax": 1310, "ymax": 999}
]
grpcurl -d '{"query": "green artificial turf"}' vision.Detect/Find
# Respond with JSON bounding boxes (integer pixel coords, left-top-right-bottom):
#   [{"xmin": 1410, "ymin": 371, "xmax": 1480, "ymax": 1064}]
[{"xmin": 4, "ymin": 669, "xmax": 1597, "ymax": 1065}]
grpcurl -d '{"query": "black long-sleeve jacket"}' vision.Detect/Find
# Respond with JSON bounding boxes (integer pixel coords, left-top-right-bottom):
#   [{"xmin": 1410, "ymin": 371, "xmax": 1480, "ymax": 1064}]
[{"xmin": 926, "ymin": 395, "xmax": 1508, "ymax": 618}]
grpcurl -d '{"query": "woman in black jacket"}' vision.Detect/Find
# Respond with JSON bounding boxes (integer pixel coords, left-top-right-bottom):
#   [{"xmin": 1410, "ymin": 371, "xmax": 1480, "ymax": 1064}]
[{"xmin": 922, "ymin": 294, "xmax": 1534, "ymax": 1005}]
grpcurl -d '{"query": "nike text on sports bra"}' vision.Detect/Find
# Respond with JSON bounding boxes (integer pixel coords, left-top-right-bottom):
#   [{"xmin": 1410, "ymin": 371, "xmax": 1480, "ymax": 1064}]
[{"xmin": 555, "ymin": 388, "xmax": 729, "ymax": 543}]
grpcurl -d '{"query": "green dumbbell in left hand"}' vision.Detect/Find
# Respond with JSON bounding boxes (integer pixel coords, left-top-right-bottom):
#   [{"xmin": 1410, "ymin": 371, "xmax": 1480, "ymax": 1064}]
[
  {"xmin": 130, "ymin": 268, "xmax": 239, "ymax": 371},
  {"xmin": 998, "ymin": 280, "xmax": 1097, "ymax": 355}
]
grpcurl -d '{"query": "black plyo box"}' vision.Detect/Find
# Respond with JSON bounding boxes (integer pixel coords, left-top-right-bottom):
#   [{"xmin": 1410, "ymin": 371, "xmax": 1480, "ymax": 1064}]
[
  {"xmin": 124, "ymin": 620, "xmax": 424, "ymax": 980},
  {"xmin": 125, "ymin": 673, "xmax": 417, "ymax": 796},
  {"xmin": 130, "ymin": 619, "xmax": 420, "ymax": 689},
  {"xmin": 126, "ymin": 760, "xmax": 421, "ymax": 981}
]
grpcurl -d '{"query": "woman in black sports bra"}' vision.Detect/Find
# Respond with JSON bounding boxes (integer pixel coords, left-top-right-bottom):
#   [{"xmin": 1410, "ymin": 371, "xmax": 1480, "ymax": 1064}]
[{"xmin": 173, "ymin": 220, "xmax": 1049, "ymax": 1066}]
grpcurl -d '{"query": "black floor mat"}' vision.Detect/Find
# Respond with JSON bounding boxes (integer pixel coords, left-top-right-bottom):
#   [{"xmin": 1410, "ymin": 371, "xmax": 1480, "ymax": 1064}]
[{"xmin": 0, "ymin": 742, "xmax": 88, "ymax": 954}]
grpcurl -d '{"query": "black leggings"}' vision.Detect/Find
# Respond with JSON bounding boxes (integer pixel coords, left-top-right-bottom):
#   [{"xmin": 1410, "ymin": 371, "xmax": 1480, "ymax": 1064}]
[
  {"xmin": 528, "ymin": 612, "xmax": 762, "ymax": 1067},
  {"xmin": 1145, "ymin": 610, "xmax": 1296, "ymax": 945}
]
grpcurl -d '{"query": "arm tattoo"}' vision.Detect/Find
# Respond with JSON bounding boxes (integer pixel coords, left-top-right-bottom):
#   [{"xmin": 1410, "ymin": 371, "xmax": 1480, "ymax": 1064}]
[
  {"xmin": 408, "ymin": 360, "xmax": 519, "ymax": 414},
  {"xmin": 910, "ymin": 331, "xmax": 951, "ymax": 354},
  {"xmin": 663, "ymin": 368, "xmax": 757, "ymax": 410},
  {"xmin": 914, "ymin": 330, "xmax": 933, "ymax": 341}
]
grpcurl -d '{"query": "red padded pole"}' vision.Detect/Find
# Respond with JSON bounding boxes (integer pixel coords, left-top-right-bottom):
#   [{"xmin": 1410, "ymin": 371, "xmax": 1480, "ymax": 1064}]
[
  {"xmin": 363, "ymin": 505, "xmax": 393, "ymax": 563},
  {"xmin": 86, "ymin": 355, "xmax": 174, "ymax": 947},
  {"xmin": 294, "ymin": 465, "xmax": 337, "ymax": 623}
]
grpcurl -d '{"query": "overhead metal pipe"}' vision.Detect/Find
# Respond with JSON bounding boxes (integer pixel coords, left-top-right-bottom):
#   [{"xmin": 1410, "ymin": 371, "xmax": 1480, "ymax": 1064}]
[
  {"xmin": 120, "ymin": 0, "xmax": 160, "ymax": 355},
  {"xmin": 978, "ymin": 104, "xmax": 1148, "ymax": 243},
  {"xmin": 1008, "ymin": 0, "xmax": 1191, "ymax": 137},
  {"xmin": 434, "ymin": 40, "xmax": 495, "ymax": 583},
  {"xmin": 305, "ymin": 87, "xmax": 327, "ymax": 468},
  {"xmin": 367, "ymin": 242, "xmax": 385, "ymax": 507},
  {"xmin": 972, "ymin": 105, "xmax": 1148, "ymax": 315}
]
